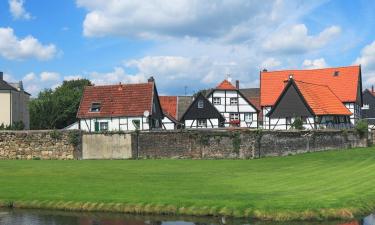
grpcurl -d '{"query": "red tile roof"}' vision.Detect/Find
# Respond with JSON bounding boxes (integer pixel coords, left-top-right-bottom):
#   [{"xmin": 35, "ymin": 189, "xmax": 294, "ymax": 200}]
[
  {"xmin": 294, "ymin": 80, "xmax": 352, "ymax": 116},
  {"xmin": 77, "ymin": 82, "xmax": 154, "ymax": 118},
  {"xmin": 216, "ymin": 79, "xmax": 237, "ymax": 90},
  {"xmin": 261, "ymin": 65, "xmax": 361, "ymax": 106},
  {"xmin": 159, "ymin": 96, "xmax": 177, "ymax": 120}
]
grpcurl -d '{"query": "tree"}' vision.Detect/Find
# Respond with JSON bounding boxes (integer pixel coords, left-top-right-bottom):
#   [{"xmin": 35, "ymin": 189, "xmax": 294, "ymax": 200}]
[{"xmin": 29, "ymin": 79, "xmax": 91, "ymax": 130}]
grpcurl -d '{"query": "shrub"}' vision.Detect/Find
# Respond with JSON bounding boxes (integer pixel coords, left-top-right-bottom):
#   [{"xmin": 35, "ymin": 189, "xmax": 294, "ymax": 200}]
[
  {"xmin": 355, "ymin": 119, "xmax": 368, "ymax": 138},
  {"xmin": 291, "ymin": 118, "xmax": 304, "ymax": 130},
  {"xmin": 68, "ymin": 131, "xmax": 81, "ymax": 147}
]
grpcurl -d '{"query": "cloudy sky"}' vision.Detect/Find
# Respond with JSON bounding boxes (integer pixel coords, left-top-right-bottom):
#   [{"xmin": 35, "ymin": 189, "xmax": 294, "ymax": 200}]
[{"xmin": 1, "ymin": 0, "xmax": 375, "ymax": 96}]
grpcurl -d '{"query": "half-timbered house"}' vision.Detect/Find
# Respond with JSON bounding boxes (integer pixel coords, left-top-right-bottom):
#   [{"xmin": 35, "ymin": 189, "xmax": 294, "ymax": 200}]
[
  {"xmin": 362, "ymin": 87, "xmax": 375, "ymax": 129},
  {"xmin": 77, "ymin": 77, "xmax": 164, "ymax": 132},
  {"xmin": 206, "ymin": 80, "xmax": 259, "ymax": 128},
  {"xmin": 261, "ymin": 65, "xmax": 363, "ymax": 130},
  {"xmin": 180, "ymin": 93, "xmax": 225, "ymax": 128},
  {"xmin": 266, "ymin": 78, "xmax": 352, "ymax": 129},
  {"xmin": 159, "ymin": 96, "xmax": 193, "ymax": 130}
]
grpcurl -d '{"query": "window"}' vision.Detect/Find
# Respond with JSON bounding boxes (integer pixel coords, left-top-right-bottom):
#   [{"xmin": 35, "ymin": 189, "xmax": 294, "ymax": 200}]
[
  {"xmin": 230, "ymin": 113, "xmax": 239, "ymax": 121},
  {"xmin": 132, "ymin": 120, "xmax": 140, "ymax": 130},
  {"xmin": 230, "ymin": 97, "xmax": 238, "ymax": 105},
  {"xmin": 90, "ymin": 103, "xmax": 101, "ymax": 112},
  {"xmin": 244, "ymin": 113, "xmax": 253, "ymax": 122},
  {"xmin": 197, "ymin": 119, "xmax": 207, "ymax": 127},
  {"xmin": 198, "ymin": 100, "xmax": 204, "ymax": 108},
  {"xmin": 99, "ymin": 122, "xmax": 108, "ymax": 131},
  {"xmin": 213, "ymin": 97, "xmax": 221, "ymax": 105},
  {"xmin": 362, "ymin": 104, "xmax": 370, "ymax": 110}
]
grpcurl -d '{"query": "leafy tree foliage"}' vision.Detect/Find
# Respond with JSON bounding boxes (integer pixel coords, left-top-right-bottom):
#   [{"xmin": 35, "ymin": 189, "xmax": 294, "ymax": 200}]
[{"xmin": 29, "ymin": 79, "xmax": 91, "ymax": 129}]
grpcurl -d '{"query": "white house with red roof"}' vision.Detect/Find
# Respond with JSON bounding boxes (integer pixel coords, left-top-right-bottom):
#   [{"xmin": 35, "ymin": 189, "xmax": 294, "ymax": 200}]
[
  {"xmin": 260, "ymin": 65, "xmax": 363, "ymax": 130},
  {"xmin": 77, "ymin": 77, "xmax": 164, "ymax": 132},
  {"xmin": 206, "ymin": 79, "xmax": 259, "ymax": 128}
]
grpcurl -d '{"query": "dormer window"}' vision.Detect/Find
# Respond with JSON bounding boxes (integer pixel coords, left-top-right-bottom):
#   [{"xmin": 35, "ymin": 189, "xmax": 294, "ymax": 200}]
[
  {"xmin": 230, "ymin": 97, "xmax": 238, "ymax": 105},
  {"xmin": 90, "ymin": 103, "xmax": 101, "ymax": 112},
  {"xmin": 198, "ymin": 100, "xmax": 204, "ymax": 108}
]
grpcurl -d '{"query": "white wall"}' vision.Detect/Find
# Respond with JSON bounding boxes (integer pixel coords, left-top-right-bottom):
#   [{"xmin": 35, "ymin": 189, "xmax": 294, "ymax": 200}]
[
  {"xmin": 185, "ymin": 118, "xmax": 220, "ymax": 129},
  {"xmin": 162, "ymin": 116, "xmax": 175, "ymax": 130},
  {"xmin": 207, "ymin": 90, "xmax": 258, "ymax": 128},
  {"xmin": 79, "ymin": 116, "xmax": 150, "ymax": 132},
  {"xmin": 345, "ymin": 102, "xmax": 361, "ymax": 125}
]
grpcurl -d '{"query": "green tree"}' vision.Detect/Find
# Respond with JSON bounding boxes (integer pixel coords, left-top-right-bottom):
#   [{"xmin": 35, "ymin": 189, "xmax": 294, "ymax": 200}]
[{"xmin": 29, "ymin": 79, "xmax": 91, "ymax": 129}]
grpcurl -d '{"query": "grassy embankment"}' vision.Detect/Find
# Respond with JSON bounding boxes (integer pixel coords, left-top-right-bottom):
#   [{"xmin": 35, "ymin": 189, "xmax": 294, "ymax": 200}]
[{"xmin": 0, "ymin": 147, "xmax": 375, "ymax": 221}]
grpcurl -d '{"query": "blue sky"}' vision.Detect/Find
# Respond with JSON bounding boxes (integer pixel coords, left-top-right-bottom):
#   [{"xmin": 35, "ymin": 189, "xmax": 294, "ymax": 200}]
[{"xmin": 1, "ymin": 0, "xmax": 375, "ymax": 96}]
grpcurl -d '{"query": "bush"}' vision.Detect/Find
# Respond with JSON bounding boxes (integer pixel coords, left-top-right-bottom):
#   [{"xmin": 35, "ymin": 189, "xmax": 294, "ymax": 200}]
[
  {"xmin": 0, "ymin": 121, "xmax": 25, "ymax": 130},
  {"xmin": 291, "ymin": 118, "xmax": 304, "ymax": 130},
  {"xmin": 68, "ymin": 131, "xmax": 81, "ymax": 147},
  {"xmin": 355, "ymin": 119, "xmax": 368, "ymax": 138}
]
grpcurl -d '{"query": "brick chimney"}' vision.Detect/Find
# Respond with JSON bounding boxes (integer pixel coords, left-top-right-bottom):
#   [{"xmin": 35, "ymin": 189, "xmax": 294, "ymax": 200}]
[
  {"xmin": 148, "ymin": 76, "xmax": 155, "ymax": 83},
  {"xmin": 236, "ymin": 80, "xmax": 239, "ymax": 89},
  {"xmin": 0, "ymin": 71, "xmax": 3, "ymax": 80}
]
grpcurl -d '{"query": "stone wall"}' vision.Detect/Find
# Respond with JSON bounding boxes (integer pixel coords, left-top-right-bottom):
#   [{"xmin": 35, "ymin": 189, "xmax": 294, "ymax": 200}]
[
  {"xmin": 135, "ymin": 129, "xmax": 368, "ymax": 159},
  {"xmin": 0, "ymin": 130, "xmax": 82, "ymax": 160},
  {"xmin": 0, "ymin": 129, "xmax": 369, "ymax": 160}
]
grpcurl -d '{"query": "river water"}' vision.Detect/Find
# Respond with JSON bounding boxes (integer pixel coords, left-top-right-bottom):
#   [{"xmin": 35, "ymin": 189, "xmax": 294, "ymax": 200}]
[{"xmin": 0, "ymin": 209, "xmax": 374, "ymax": 225}]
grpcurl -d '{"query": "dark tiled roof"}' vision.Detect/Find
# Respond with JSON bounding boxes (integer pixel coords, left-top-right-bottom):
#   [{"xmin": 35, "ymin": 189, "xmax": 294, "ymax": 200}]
[
  {"xmin": 0, "ymin": 79, "xmax": 18, "ymax": 91},
  {"xmin": 177, "ymin": 96, "xmax": 193, "ymax": 120},
  {"xmin": 77, "ymin": 82, "xmax": 154, "ymax": 118},
  {"xmin": 240, "ymin": 88, "xmax": 260, "ymax": 111}
]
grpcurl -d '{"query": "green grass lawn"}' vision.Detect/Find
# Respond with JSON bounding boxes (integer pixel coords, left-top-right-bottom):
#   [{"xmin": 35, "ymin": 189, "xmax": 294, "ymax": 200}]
[{"xmin": 1, "ymin": 147, "xmax": 375, "ymax": 220}]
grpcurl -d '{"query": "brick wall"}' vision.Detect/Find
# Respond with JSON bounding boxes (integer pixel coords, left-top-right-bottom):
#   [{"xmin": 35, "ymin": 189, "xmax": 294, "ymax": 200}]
[{"xmin": 0, "ymin": 130, "xmax": 82, "ymax": 160}]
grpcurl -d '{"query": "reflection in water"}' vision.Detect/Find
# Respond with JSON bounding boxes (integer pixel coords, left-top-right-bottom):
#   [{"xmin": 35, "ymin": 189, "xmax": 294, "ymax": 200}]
[{"xmin": 0, "ymin": 209, "xmax": 373, "ymax": 225}]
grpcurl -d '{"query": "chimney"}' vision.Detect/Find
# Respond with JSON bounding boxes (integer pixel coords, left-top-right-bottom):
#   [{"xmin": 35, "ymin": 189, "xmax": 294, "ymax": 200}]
[
  {"xmin": 0, "ymin": 71, "xmax": 3, "ymax": 80},
  {"xmin": 236, "ymin": 80, "xmax": 240, "ymax": 89},
  {"xmin": 148, "ymin": 76, "xmax": 155, "ymax": 83},
  {"xmin": 262, "ymin": 69, "xmax": 268, "ymax": 72}
]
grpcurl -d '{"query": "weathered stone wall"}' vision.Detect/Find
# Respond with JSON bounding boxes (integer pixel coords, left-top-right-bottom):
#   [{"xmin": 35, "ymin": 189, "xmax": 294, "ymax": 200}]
[
  {"xmin": 135, "ymin": 129, "xmax": 368, "ymax": 159},
  {"xmin": 0, "ymin": 130, "xmax": 82, "ymax": 160},
  {"xmin": 0, "ymin": 129, "xmax": 369, "ymax": 160}
]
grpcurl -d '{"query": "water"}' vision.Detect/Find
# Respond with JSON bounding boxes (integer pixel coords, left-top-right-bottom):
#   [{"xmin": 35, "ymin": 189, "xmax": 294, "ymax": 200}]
[{"xmin": 0, "ymin": 209, "xmax": 374, "ymax": 225}]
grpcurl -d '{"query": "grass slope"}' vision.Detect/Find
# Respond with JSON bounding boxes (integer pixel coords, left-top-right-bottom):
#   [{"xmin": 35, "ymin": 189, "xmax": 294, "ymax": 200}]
[{"xmin": 1, "ymin": 148, "xmax": 375, "ymax": 220}]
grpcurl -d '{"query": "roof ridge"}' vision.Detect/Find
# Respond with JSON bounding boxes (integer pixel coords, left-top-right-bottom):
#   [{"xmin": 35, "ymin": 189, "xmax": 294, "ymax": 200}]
[
  {"xmin": 262, "ymin": 65, "xmax": 360, "ymax": 74},
  {"xmin": 86, "ymin": 82, "xmax": 152, "ymax": 88}
]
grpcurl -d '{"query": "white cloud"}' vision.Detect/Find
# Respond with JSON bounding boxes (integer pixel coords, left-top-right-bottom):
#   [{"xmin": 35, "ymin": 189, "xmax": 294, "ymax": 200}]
[
  {"xmin": 22, "ymin": 72, "xmax": 36, "ymax": 82},
  {"xmin": 302, "ymin": 58, "xmax": 328, "ymax": 69},
  {"xmin": 64, "ymin": 75, "xmax": 82, "ymax": 81},
  {"xmin": 262, "ymin": 24, "xmax": 341, "ymax": 54},
  {"xmin": 88, "ymin": 67, "xmax": 147, "ymax": 85},
  {"xmin": 40, "ymin": 72, "xmax": 60, "ymax": 81},
  {"xmin": 261, "ymin": 58, "xmax": 282, "ymax": 70},
  {"xmin": 8, "ymin": 0, "xmax": 32, "ymax": 20},
  {"xmin": 355, "ymin": 41, "xmax": 375, "ymax": 86},
  {"xmin": 0, "ymin": 27, "xmax": 57, "ymax": 60}
]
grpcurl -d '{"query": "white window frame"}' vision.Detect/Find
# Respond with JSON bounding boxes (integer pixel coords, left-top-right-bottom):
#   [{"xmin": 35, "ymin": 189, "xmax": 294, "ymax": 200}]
[
  {"xmin": 229, "ymin": 113, "xmax": 239, "ymax": 121},
  {"xmin": 198, "ymin": 100, "xmax": 204, "ymax": 108},
  {"xmin": 197, "ymin": 119, "xmax": 207, "ymax": 127},
  {"xmin": 90, "ymin": 102, "xmax": 101, "ymax": 112},
  {"xmin": 244, "ymin": 113, "xmax": 253, "ymax": 122},
  {"xmin": 99, "ymin": 122, "xmax": 108, "ymax": 131},
  {"xmin": 362, "ymin": 104, "xmax": 370, "ymax": 110},
  {"xmin": 230, "ymin": 98, "xmax": 238, "ymax": 105},
  {"xmin": 213, "ymin": 97, "xmax": 221, "ymax": 105}
]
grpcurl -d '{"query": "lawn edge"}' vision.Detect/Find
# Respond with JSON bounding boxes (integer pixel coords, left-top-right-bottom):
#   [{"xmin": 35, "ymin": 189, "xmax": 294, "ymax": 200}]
[{"xmin": 0, "ymin": 200, "xmax": 374, "ymax": 221}]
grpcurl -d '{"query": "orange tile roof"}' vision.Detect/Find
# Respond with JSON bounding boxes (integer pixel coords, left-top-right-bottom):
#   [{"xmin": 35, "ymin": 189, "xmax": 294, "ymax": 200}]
[
  {"xmin": 216, "ymin": 79, "xmax": 237, "ymax": 90},
  {"xmin": 77, "ymin": 82, "xmax": 154, "ymax": 118},
  {"xmin": 159, "ymin": 96, "xmax": 177, "ymax": 119},
  {"xmin": 294, "ymin": 80, "xmax": 352, "ymax": 116},
  {"xmin": 260, "ymin": 65, "xmax": 361, "ymax": 106}
]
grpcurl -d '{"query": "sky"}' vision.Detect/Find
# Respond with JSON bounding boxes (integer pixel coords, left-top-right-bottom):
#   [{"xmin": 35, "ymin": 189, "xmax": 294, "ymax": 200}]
[{"xmin": 1, "ymin": 0, "xmax": 375, "ymax": 97}]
